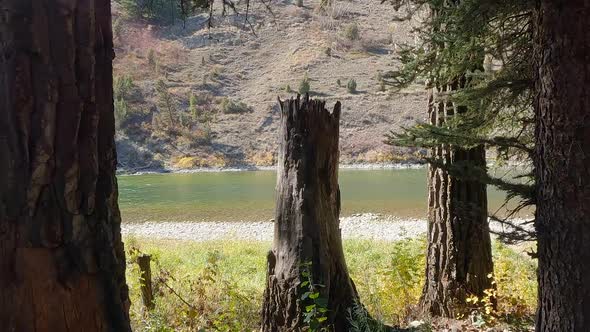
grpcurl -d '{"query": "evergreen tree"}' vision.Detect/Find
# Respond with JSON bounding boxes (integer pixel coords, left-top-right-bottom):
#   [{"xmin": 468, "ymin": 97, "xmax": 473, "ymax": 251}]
[
  {"xmin": 533, "ymin": 0, "xmax": 590, "ymax": 329},
  {"xmin": 389, "ymin": 1, "xmax": 497, "ymax": 316},
  {"xmin": 384, "ymin": 0, "xmax": 536, "ymax": 242}
]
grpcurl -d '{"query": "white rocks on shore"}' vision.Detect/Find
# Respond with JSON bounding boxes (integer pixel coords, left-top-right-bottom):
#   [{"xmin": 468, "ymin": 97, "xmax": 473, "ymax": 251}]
[
  {"xmin": 121, "ymin": 213, "xmax": 532, "ymax": 242},
  {"xmin": 121, "ymin": 213, "xmax": 428, "ymax": 242}
]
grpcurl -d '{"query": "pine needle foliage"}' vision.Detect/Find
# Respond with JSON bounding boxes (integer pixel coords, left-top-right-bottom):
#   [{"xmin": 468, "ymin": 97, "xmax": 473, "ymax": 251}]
[{"xmin": 383, "ymin": 0, "xmax": 536, "ymax": 243}]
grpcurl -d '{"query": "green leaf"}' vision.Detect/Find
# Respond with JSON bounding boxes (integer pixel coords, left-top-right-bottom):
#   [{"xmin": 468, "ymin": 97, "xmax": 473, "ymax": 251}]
[
  {"xmin": 305, "ymin": 304, "xmax": 316, "ymax": 312},
  {"xmin": 309, "ymin": 292, "xmax": 320, "ymax": 299},
  {"xmin": 317, "ymin": 317, "xmax": 328, "ymax": 322},
  {"xmin": 301, "ymin": 281, "xmax": 310, "ymax": 287}
]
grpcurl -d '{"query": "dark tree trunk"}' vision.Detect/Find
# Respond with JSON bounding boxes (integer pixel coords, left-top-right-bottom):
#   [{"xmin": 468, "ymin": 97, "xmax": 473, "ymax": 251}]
[
  {"xmin": 261, "ymin": 95, "xmax": 359, "ymax": 331},
  {"xmin": 421, "ymin": 84, "xmax": 494, "ymax": 317},
  {"xmin": 534, "ymin": 1, "xmax": 590, "ymax": 330},
  {"xmin": 0, "ymin": 1, "xmax": 131, "ymax": 331}
]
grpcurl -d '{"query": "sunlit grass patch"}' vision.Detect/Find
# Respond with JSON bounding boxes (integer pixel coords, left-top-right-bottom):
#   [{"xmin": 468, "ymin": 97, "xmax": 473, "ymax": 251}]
[{"xmin": 125, "ymin": 237, "xmax": 536, "ymax": 331}]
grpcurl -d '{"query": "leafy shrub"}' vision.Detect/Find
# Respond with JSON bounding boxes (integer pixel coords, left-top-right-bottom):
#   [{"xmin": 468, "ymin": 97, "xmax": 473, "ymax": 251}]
[
  {"xmin": 298, "ymin": 73, "xmax": 311, "ymax": 95},
  {"xmin": 220, "ymin": 97, "xmax": 251, "ymax": 114},
  {"xmin": 300, "ymin": 262, "xmax": 329, "ymax": 332},
  {"xmin": 347, "ymin": 78, "xmax": 357, "ymax": 93},
  {"xmin": 343, "ymin": 22, "xmax": 360, "ymax": 41}
]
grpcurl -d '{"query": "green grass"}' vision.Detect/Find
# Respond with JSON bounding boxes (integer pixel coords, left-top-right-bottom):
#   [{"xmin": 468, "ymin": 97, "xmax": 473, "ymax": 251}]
[{"xmin": 125, "ymin": 237, "xmax": 536, "ymax": 331}]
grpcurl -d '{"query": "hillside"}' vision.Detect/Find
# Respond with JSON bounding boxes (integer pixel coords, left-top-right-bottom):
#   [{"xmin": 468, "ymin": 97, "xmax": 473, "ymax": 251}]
[{"xmin": 112, "ymin": 0, "xmax": 426, "ymax": 172}]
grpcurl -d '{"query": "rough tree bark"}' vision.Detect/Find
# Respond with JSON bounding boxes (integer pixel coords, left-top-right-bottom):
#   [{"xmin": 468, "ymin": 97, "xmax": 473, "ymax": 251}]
[
  {"xmin": 0, "ymin": 1, "xmax": 131, "ymax": 331},
  {"xmin": 420, "ymin": 83, "xmax": 494, "ymax": 317},
  {"xmin": 261, "ymin": 95, "xmax": 360, "ymax": 331},
  {"xmin": 534, "ymin": 1, "xmax": 590, "ymax": 330}
]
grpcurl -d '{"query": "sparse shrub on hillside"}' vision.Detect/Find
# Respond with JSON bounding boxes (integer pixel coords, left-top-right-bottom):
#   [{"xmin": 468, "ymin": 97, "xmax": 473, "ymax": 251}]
[
  {"xmin": 220, "ymin": 97, "xmax": 251, "ymax": 114},
  {"xmin": 155, "ymin": 79, "xmax": 179, "ymax": 128},
  {"xmin": 285, "ymin": 84, "xmax": 293, "ymax": 93},
  {"xmin": 148, "ymin": 49, "xmax": 156, "ymax": 69},
  {"xmin": 296, "ymin": 0, "xmax": 303, "ymax": 7},
  {"xmin": 114, "ymin": 98, "xmax": 129, "ymax": 129},
  {"xmin": 112, "ymin": 17, "xmax": 123, "ymax": 41},
  {"xmin": 113, "ymin": 75, "xmax": 136, "ymax": 129},
  {"xmin": 189, "ymin": 93, "xmax": 199, "ymax": 120},
  {"xmin": 209, "ymin": 65, "xmax": 224, "ymax": 80},
  {"xmin": 336, "ymin": 78, "xmax": 341, "ymax": 87},
  {"xmin": 323, "ymin": 46, "xmax": 332, "ymax": 56},
  {"xmin": 298, "ymin": 73, "xmax": 311, "ymax": 95},
  {"xmin": 378, "ymin": 79, "xmax": 386, "ymax": 92},
  {"xmin": 201, "ymin": 56, "xmax": 206, "ymax": 65},
  {"xmin": 347, "ymin": 78, "xmax": 357, "ymax": 93},
  {"xmin": 343, "ymin": 22, "xmax": 360, "ymax": 41},
  {"xmin": 113, "ymin": 75, "xmax": 134, "ymax": 100},
  {"xmin": 376, "ymin": 73, "xmax": 386, "ymax": 92}
]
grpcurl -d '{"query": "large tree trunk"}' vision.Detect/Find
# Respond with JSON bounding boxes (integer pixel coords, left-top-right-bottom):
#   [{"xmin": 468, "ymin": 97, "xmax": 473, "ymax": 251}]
[
  {"xmin": 0, "ymin": 1, "xmax": 131, "ymax": 331},
  {"xmin": 261, "ymin": 95, "xmax": 359, "ymax": 331},
  {"xmin": 421, "ymin": 84, "xmax": 494, "ymax": 317},
  {"xmin": 534, "ymin": 1, "xmax": 590, "ymax": 330}
]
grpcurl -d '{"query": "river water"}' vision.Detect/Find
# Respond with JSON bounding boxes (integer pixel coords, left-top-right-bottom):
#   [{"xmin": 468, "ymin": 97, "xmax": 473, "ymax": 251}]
[{"xmin": 118, "ymin": 168, "xmax": 520, "ymax": 223}]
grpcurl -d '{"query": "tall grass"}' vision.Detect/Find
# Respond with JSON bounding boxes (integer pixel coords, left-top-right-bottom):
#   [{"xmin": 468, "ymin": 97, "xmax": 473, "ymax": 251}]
[{"xmin": 125, "ymin": 237, "xmax": 536, "ymax": 331}]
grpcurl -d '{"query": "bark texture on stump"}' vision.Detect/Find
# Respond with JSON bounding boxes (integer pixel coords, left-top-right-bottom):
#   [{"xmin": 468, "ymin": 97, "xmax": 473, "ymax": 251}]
[
  {"xmin": 261, "ymin": 95, "xmax": 359, "ymax": 331},
  {"xmin": 534, "ymin": 1, "xmax": 590, "ymax": 330},
  {"xmin": 0, "ymin": 1, "xmax": 131, "ymax": 331},
  {"xmin": 420, "ymin": 85, "xmax": 494, "ymax": 317}
]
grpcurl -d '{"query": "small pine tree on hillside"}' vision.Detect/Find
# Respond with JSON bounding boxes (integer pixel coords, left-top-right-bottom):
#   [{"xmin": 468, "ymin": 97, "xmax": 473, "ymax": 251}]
[
  {"xmin": 189, "ymin": 93, "xmax": 199, "ymax": 120},
  {"xmin": 298, "ymin": 73, "xmax": 311, "ymax": 95},
  {"xmin": 346, "ymin": 78, "xmax": 357, "ymax": 93}
]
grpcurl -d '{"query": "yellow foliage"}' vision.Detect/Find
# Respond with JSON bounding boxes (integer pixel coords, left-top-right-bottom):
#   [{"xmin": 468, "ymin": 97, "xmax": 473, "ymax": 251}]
[
  {"xmin": 247, "ymin": 151, "xmax": 276, "ymax": 166},
  {"xmin": 173, "ymin": 155, "xmax": 227, "ymax": 169}
]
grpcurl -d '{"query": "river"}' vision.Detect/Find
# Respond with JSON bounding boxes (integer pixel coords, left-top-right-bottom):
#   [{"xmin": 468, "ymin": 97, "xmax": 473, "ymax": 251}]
[{"xmin": 118, "ymin": 168, "xmax": 522, "ymax": 223}]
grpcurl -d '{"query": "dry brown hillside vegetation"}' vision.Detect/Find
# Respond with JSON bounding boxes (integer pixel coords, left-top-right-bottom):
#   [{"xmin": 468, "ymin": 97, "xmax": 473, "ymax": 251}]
[{"xmin": 112, "ymin": 0, "xmax": 426, "ymax": 172}]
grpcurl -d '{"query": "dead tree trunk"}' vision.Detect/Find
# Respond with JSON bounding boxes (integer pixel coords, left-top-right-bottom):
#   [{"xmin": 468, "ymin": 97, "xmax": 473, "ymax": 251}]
[
  {"xmin": 420, "ymin": 84, "xmax": 494, "ymax": 317},
  {"xmin": 534, "ymin": 0, "xmax": 590, "ymax": 330},
  {"xmin": 0, "ymin": 1, "xmax": 131, "ymax": 331},
  {"xmin": 261, "ymin": 95, "xmax": 359, "ymax": 331}
]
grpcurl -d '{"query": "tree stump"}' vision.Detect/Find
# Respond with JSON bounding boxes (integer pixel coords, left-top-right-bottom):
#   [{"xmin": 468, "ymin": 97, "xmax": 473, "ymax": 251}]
[
  {"xmin": 261, "ymin": 95, "xmax": 360, "ymax": 331},
  {"xmin": 137, "ymin": 254, "xmax": 154, "ymax": 310}
]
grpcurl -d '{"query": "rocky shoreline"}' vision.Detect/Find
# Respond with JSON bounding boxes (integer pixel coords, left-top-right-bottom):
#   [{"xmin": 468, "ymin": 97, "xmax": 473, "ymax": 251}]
[
  {"xmin": 122, "ymin": 213, "xmax": 532, "ymax": 242},
  {"xmin": 117, "ymin": 162, "xmax": 426, "ymax": 175}
]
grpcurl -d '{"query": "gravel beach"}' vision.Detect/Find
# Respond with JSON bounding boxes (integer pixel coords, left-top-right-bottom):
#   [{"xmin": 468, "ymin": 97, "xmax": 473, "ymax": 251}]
[{"xmin": 122, "ymin": 213, "xmax": 529, "ymax": 242}]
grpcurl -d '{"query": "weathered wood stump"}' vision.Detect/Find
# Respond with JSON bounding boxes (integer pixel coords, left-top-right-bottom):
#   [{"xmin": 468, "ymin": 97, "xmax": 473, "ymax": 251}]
[
  {"xmin": 137, "ymin": 254, "xmax": 154, "ymax": 310},
  {"xmin": 261, "ymin": 95, "xmax": 360, "ymax": 331}
]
